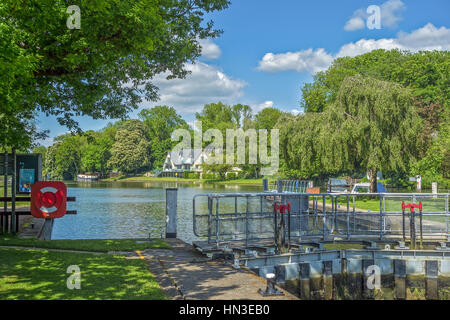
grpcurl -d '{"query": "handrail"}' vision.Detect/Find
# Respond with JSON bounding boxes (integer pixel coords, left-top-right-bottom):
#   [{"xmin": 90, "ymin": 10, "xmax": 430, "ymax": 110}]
[{"xmin": 193, "ymin": 192, "xmax": 450, "ymax": 244}]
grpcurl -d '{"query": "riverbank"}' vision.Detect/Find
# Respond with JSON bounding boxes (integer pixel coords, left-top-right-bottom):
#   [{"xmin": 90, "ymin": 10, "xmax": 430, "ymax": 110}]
[{"xmin": 101, "ymin": 175, "xmax": 273, "ymax": 185}]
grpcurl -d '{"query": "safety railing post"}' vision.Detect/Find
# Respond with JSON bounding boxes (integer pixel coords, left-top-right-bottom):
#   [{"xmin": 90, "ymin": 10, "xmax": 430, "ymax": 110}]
[
  {"xmin": 379, "ymin": 196, "xmax": 383, "ymax": 240},
  {"xmin": 274, "ymin": 202, "xmax": 278, "ymax": 253},
  {"xmin": 207, "ymin": 196, "xmax": 212, "ymax": 244},
  {"xmin": 245, "ymin": 195, "xmax": 249, "ymax": 247},
  {"xmin": 346, "ymin": 194, "xmax": 350, "ymax": 240},
  {"xmin": 216, "ymin": 198, "xmax": 220, "ymax": 246},
  {"xmin": 446, "ymin": 194, "xmax": 449, "ymax": 242},
  {"xmin": 322, "ymin": 195, "xmax": 326, "ymax": 239},
  {"xmin": 352, "ymin": 195, "xmax": 356, "ymax": 233}
]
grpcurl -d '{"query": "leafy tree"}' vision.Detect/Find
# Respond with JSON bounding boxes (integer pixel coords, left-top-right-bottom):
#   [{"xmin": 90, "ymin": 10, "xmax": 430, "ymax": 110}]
[
  {"xmin": 301, "ymin": 50, "xmax": 449, "ymax": 114},
  {"xmin": 202, "ymin": 163, "xmax": 232, "ymax": 180},
  {"xmin": 231, "ymin": 104, "xmax": 253, "ymax": 129},
  {"xmin": 48, "ymin": 134, "xmax": 87, "ymax": 180},
  {"xmin": 0, "ymin": 0, "xmax": 229, "ymax": 149},
  {"xmin": 195, "ymin": 102, "xmax": 236, "ymax": 137},
  {"xmin": 80, "ymin": 131, "xmax": 114, "ymax": 174},
  {"xmin": 108, "ymin": 120, "xmax": 151, "ymax": 174},
  {"xmin": 321, "ymin": 76, "xmax": 423, "ymax": 192},
  {"xmin": 277, "ymin": 113, "xmax": 324, "ymax": 179},
  {"xmin": 299, "ymin": 49, "xmax": 449, "ymax": 185},
  {"xmin": 255, "ymin": 107, "xmax": 285, "ymax": 131},
  {"xmin": 138, "ymin": 106, "xmax": 189, "ymax": 169}
]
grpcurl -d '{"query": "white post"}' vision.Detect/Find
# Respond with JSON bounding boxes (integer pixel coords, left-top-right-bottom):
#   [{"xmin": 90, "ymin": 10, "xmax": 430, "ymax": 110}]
[
  {"xmin": 432, "ymin": 182, "xmax": 438, "ymax": 199},
  {"xmin": 416, "ymin": 175, "xmax": 422, "ymax": 193}
]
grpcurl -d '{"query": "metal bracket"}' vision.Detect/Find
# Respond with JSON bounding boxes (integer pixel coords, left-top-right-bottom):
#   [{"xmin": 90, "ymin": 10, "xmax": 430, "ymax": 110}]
[
  {"xmin": 258, "ymin": 273, "xmax": 284, "ymax": 297},
  {"xmin": 394, "ymin": 241, "xmax": 409, "ymax": 250}
]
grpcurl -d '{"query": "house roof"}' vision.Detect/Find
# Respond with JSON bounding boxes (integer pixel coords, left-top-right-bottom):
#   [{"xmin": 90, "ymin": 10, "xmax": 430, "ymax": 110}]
[{"xmin": 166, "ymin": 149, "xmax": 203, "ymax": 166}]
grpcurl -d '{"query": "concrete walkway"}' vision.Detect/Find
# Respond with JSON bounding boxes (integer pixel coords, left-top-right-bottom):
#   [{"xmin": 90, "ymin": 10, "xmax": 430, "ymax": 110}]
[
  {"xmin": 18, "ymin": 217, "xmax": 45, "ymax": 238},
  {"xmin": 142, "ymin": 239, "xmax": 298, "ymax": 300}
]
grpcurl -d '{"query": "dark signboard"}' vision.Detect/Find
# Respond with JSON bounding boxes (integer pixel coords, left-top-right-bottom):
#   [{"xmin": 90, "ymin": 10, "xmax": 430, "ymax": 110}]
[
  {"xmin": 0, "ymin": 153, "xmax": 42, "ymax": 194},
  {"xmin": 17, "ymin": 154, "xmax": 42, "ymax": 194}
]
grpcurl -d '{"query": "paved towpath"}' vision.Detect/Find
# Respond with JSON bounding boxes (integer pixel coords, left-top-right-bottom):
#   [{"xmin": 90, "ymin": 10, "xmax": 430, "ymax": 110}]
[{"xmin": 141, "ymin": 239, "xmax": 298, "ymax": 300}]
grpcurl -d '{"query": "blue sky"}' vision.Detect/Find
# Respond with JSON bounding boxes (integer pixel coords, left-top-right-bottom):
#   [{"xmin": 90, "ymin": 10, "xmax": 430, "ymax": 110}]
[{"xmin": 37, "ymin": 0, "xmax": 450, "ymax": 146}]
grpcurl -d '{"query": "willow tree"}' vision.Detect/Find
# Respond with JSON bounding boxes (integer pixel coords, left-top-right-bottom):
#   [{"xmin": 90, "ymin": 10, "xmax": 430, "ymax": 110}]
[
  {"xmin": 321, "ymin": 75, "xmax": 423, "ymax": 192},
  {"xmin": 277, "ymin": 112, "xmax": 324, "ymax": 178}
]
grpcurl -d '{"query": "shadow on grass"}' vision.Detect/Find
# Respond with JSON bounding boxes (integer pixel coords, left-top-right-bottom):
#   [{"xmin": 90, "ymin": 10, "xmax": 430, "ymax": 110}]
[{"xmin": 0, "ymin": 248, "xmax": 167, "ymax": 300}]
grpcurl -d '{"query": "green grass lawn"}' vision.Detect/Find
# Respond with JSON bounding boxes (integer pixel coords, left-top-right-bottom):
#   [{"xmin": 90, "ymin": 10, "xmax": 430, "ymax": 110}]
[
  {"xmin": 0, "ymin": 248, "xmax": 167, "ymax": 300},
  {"xmin": 101, "ymin": 174, "xmax": 272, "ymax": 185},
  {"xmin": 0, "ymin": 235, "xmax": 171, "ymax": 252}
]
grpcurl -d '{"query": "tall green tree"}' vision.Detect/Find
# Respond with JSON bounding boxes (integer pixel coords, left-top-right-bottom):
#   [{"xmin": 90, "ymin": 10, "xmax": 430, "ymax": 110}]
[
  {"xmin": 301, "ymin": 50, "xmax": 449, "ymax": 114},
  {"xmin": 0, "ymin": 0, "xmax": 229, "ymax": 149},
  {"xmin": 108, "ymin": 120, "xmax": 151, "ymax": 174},
  {"xmin": 255, "ymin": 107, "xmax": 285, "ymax": 131},
  {"xmin": 138, "ymin": 106, "xmax": 188, "ymax": 169}
]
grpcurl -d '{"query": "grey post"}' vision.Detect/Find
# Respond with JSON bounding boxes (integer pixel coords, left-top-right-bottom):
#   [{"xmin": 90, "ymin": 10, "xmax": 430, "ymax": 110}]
[
  {"xmin": 262, "ymin": 179, "xmax": 268, "ymax": 192},
  {"xmin": 39, "ymin": 219, "xmax": 54, "ymax": 240},
  {"xmin": 277, "ymin": 180, "xmax": 283, "ymax": 193},
  {"xmin": 165, "ymin": 188, "xmax": 178, "ymax": 238}
]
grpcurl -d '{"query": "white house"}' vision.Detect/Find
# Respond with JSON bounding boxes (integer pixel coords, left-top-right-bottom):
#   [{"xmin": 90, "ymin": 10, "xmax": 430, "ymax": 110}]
[{"xmin": 163, "ymin": 149, "xmax": 208, "ymax": 172}]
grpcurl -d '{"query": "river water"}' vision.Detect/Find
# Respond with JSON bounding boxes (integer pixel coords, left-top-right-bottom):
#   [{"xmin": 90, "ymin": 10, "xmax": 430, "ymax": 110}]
[{"xmin": 52, "ymin": 181, "xmax": 261, "ymax": 243}]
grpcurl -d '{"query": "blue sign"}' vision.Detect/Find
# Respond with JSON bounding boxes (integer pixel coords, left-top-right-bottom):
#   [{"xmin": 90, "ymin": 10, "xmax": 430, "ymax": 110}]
[{"xmin": 19, "ymin": 169, "xmax": 35, "ymax": 193}]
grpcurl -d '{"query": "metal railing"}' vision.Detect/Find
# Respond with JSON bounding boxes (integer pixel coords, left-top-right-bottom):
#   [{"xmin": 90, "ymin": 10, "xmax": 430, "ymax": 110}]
[
  {"xmin": 193, "ymin": 192, "xmax": 450, "ymax": 246},
  {"xmin": 270, "ymin": 180, "xmax": 312, "ymax": 193}
]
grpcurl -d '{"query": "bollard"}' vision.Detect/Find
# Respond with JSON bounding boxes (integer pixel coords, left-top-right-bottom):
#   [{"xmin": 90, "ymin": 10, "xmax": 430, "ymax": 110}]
[
  {"xmin": 299, "ymin": 262, "xmax": 311, "ymax": 300},
  {"xmin": 262, "ymin": 179, "xmax": 268, "ymax": 192},
  {"xmin": 432, "ymin": 182, "xmax": 438, "ymax": 199},
  {"xmin": 258, "ymin": 273, "xmax": 284, "ymax": 297},
  {"xmin": 165, "ymin": 188, "xmax": 178, "ymax": 238},
  {"xmin": 425, "ymin": 260, "xmax": 438, "ymax": 300},
  {"xmin": 394, "ymin": 259, "xmax": 406, "ymax": 300},
  {"xmin": 323, "ymin": 261, "xmax": 333, "ymax": 300},
  {"xmin": 233, "ymin": 257, "xmax": 240, "ymax": 269}
]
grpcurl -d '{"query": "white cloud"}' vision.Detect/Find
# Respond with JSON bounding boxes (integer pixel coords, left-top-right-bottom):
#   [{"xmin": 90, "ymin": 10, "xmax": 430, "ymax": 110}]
[
  {"xmin": 381, "ymin": 0, "xmax": 406, "ymax": 28},
  {"xmin": 258, "ymin": 23, "xmax": 450, "ymax": 74},
  {"xmin": 344, "ymin": 0, "xmax": 405, "ymax": 31},
  {"xmin": 336, "ymin": 38, "xmax": 400, "ymax": 58},
  {"xmin": 251, "ymin": 100, "xmax": 274, "ymax": 113},
  {"xmin": 396, "ymin": 23, "xmax": 450, "ymax": 51},
  {"xmin": 257, "ymin": 48, "xmax": 334, "ymax": 74},
  {"xmin": 291, "ymin": 109, "xmax": 303, "ymax": 116},
  {"xmin": 199, "ymin": 39, "xmax": 221, "ymax": 60},
  {"xmin": 344, "ymin": 9, "xmax": 366, "ymax": 31},
  {"xmin": 151, "ymin": 62, "xmax": 247, "ymax": 114},
  {"xmin": 338, "ymin": 23, "xmax": 450, "ymax": 57}
]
